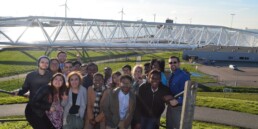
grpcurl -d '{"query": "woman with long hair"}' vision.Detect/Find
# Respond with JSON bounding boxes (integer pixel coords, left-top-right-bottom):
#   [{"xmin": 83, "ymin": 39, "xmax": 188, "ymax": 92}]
[
  {"xmin": 150, "ymin": 59, "xmax": 167, "ymax": 86},
  {"xmin": 62, "ymin": 71, "xmax": 87, "ymax": 129},
  {"xmin": 48, "ymin": 58, "xmax": 62, "ymax": 74},
  {"xmin": 109, "ymin": 71, "xmax": 122, "ymax": 89},
  {"xmin": 132, "ymin": 65, "xmax": 146, "ymax": 94},
  {"xmin": 30, "ymin": 73, "xmax": 67, "ymax": 129}
]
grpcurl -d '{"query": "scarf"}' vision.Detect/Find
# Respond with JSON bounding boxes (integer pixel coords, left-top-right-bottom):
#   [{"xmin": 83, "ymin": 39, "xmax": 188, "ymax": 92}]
[{"xmin": 93, "ymin": 85, "xmax": 106, "ymax": 118}]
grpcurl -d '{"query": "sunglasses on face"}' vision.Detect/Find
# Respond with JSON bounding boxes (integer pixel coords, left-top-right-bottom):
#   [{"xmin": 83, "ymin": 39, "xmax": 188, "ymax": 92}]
[{"xmin": 169, "ymin": 61, "xmax": 178, "ymax": 64}]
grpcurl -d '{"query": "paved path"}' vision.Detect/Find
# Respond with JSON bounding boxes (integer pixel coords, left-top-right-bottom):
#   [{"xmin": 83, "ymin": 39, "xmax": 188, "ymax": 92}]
[
  {"xmin": 0, "ymin": 104, "xmax": 26, "ymax": 117},
  {"xmin": 160, "ymin": 106, "xmax": 258, "ymax": 129},
  {"xmin": 0, "ymin": 73, "xmax": 28, "ymax": 82},
  {"xmin": 1, "ymin": 104, "xmax": 258, "ymax": 129},
  {"xmin": 194, "ymin": 107, "xmax": 258, "ymax": 129}
]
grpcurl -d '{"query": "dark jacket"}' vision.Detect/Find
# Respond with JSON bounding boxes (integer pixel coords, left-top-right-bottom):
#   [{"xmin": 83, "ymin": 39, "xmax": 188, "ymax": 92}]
[
  {"xmin": 82, "ymin": 74, "xmax": 93, "ymax": 89},
  {"xmin": 18, "ymin": 70, "xmax": 52, "ymax": 101},
  {"xmin": 29, "ymin": 85, "xmax": 52, "ymax": 117},
  {"xmin": 138, "ymin": 83, "xmax": 170, "ymax": 118}
]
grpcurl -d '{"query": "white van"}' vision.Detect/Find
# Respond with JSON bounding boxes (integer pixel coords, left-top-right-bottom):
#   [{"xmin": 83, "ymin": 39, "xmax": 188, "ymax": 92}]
[{"xmin": 229, "ymin": 64, "xmax": 238, "ymax": 70}]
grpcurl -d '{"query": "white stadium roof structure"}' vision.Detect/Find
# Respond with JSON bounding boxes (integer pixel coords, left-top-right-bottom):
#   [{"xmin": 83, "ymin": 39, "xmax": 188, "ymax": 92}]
[{"xmin": 0, "ymin": 16, "xmax": 258, "ymax": 50}]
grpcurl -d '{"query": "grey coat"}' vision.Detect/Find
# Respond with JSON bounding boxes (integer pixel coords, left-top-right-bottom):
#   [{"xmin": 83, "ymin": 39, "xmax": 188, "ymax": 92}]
[{"xmin": 62, "ymin": 85, "xmax": 87, "ymax": 125}]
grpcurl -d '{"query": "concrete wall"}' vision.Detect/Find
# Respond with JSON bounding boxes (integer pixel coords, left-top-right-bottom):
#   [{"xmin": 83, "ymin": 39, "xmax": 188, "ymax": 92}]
[{"xmin": 183, "ymin": 50, "xmax": 258, "ymax": 62}]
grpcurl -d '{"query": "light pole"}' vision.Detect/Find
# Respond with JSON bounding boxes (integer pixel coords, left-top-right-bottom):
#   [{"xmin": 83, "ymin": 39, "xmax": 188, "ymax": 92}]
[
  {"xmin": 174, "ymin": 17, "xmax": 177, "ymax": 23},
  {"xmin": 153, "ymin": 14, "xmax": 156, "ymax": 22},
  {"xmin": 230, "ymin": 13, "xmax": 235, "ymax": 28}
]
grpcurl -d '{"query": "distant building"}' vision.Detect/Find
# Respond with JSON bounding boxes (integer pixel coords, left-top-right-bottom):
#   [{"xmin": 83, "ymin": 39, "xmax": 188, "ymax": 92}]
[
  {"xmin": 165, "ymin": 18, "xmax": 173, "ymax": 23},
  {"xmin": 183, "ymin": 45, "xmax": 258, "ymax": 62}
]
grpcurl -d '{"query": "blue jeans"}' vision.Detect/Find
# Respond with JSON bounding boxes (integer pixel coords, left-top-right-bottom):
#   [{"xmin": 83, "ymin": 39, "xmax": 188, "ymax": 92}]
[{"xmin": 140, "ymin": 116, "xmax": 160, "ymax": 129}]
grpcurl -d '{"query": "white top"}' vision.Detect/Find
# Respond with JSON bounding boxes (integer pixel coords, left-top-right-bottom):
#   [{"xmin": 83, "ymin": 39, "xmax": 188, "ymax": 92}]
[{"xmin": 118, "ymin": 90, "xmax": 129, "ymax": 120}]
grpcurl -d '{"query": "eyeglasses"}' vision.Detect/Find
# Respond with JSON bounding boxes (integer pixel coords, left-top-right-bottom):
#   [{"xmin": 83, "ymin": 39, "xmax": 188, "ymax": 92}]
[{"xmin": 169, "ymin": 61, "xmax": 178, "ymax": 64}]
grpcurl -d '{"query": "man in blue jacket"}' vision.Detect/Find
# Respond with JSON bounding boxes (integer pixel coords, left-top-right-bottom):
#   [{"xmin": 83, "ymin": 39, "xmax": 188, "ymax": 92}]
[{"xmin": 166, "ymin": 56, "xmax": 190, "ymax": 129}]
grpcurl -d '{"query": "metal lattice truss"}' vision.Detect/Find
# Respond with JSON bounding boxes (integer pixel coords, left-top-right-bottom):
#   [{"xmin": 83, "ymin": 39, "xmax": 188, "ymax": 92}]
[{"xmin": 0, "ymin": 16, "xmax": 258, "ymax": 50}]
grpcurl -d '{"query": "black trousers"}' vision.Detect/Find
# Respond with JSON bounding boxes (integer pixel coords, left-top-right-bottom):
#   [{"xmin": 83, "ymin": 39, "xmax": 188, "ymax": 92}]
[{"xmin": 25, "ymin": 104, "xmax": 55, "ymax": 129}]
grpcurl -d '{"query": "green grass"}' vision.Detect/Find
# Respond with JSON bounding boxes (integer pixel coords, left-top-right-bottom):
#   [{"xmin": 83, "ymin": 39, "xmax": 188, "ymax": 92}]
[
  {"xmin": 197, "ymin": 92, "xmax": 258, "ymax": 115},
  {"xmin": 97, "ymin": 57, "xmax": 137, "ymax": 73},
  {"xmin": 141, "ymin": 51, "xmax": 182, "ymax": 62},
  {"xmin": 0, "ymin": 121, "xmax": 32, "ymax": 129},
  {"xmin": 0, "ymin": 78, "xmax": 28, "ymax": 104},
  {"xmin": 198, "ymin": 92, "xmax": 258, "ymax": 101},
  {"xmin": 160, "ymin": 118, "xmax": 239, "ymax": 129},
  {"xmin": 0, "ymin": 51, "xmax": 44, "ymax": 77},
  {"xmin": 0, "ymin": 50, "xmax": 138, "ymax": 77},
  {"xmin": 196, "ymin": 96, "xmax": 258, "ymax": 115},
  {"xmin": 0, "ymin": 78, "xmax": 25, "ymax": 91},
  {"xmin": 0, "ymin": 116, "xmax": 31, "ymax": 129},
  {"xmin": 0, "ymin": 95, "xmax": 28, "ymax": 104},
  {"xmin": 0, "ymin": 116, "xmax": 239, "ymax": 129},
  {"xmin": 198, "ymin": 85, "xmax": 258, "ymax": 93},
  {"xmin": 192, "ymin": 121, "xmax": 239, "ymax": 129}
]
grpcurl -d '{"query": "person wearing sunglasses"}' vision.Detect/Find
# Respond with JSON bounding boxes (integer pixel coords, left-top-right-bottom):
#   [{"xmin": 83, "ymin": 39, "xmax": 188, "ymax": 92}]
[{"xmin": 166, "ymin": 56, "xmax": 190, "ymax": 129}]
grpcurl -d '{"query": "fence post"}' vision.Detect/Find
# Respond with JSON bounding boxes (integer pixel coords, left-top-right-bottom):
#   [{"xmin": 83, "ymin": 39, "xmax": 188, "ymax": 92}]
[{"xmin": 180, "ymin": 80, "xmax": 198, "ymax": 129}]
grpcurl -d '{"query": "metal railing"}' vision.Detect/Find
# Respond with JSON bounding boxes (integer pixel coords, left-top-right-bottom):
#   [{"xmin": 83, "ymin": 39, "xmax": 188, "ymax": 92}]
[{"xmin": 1, "ymin": 16, "xmax": 258, "ymax": 50}]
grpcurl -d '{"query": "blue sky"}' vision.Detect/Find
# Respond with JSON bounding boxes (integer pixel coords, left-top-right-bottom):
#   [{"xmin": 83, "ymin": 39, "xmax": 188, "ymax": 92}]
[{"xmin": 0, "ymin": 0, "xmax": 257, "ymax": 29}]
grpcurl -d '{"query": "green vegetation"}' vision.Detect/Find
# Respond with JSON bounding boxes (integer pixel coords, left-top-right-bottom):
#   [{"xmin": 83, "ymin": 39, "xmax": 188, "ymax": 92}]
[
  {"xmin": 0, "ymin": 50, "xmax": 138, "ymax": 77},
  {"xmin": 0, "ymin": 95, "xmax": 28, "ymax": 105},
  {"xmin": 0, "ymin": 78, "xmax": 28, "ymax": 104},
  {"xmin": 141, "ymin": 51, "xmax": 182, "ymax": 62},
  {"xmin": 0, "ymin": 51, "xmax": 44, "ymax": 77},
  {"xmin": 0, "ymin": 78, "xmax": 25, "ymax": 91},
  {"xmin": 160, "ymin": 118, "xmax": 239, "ymax": 129},
  {"xmin": 0, "ymin": 116, "xmax": 31, "ymax": 129},
  {"xmin": 0, "ymin": 121, "xmax": 31, "ymax": 129},
  {"xmin": 198, "ymin": 92, "xmax": 258, "ymax": 101},
  {"xmin": 192, "ymin": 121, "xmax": 239, "ymax": 129},
  {"xmin": 0, "ymin": 116, "xmax": 239, "ymax": 129},
  {"xmin": 196, "ymin": 96, "xmax": 258, "ymax": 115},
  {"xmin": 198, "ymin": 85, "xmax": 258, "ymax": 93},
  {"xmin": 97, "ymin": 57, "xmax": 137, "ymax": 74}
]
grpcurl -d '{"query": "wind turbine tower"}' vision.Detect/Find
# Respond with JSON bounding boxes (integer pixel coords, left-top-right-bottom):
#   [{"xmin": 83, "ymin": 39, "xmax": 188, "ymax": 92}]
[
  {"xmin": 60, "ymin": 0, "xmax": 69, "ymax": 18},
  {"xmin": 119, "ymin": 8, "xmax": 125, "ymax": 21}
]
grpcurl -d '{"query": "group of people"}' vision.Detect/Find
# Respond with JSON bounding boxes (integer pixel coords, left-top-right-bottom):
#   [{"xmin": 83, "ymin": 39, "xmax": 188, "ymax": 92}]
[{"xmin": 14, "ymin": 51, "xmax": 190, "ymax": 129}]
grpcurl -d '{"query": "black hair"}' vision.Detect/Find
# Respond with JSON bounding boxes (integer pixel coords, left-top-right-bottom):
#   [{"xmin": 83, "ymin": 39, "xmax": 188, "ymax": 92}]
[
  {"xmin": 170, "ymin": 56, "xmax": 180, "ymax": 62},
  {"xmin": 93, "ymin": 72, "xmax": 104, "ymax": 79},
  {"xmin": 50, "ymin": 73, "xmax": 67, "ymax": 102},
  {"xmin": 122, "ymin": 64, "xmax": 132, "ymax": 71},
  {"xmin": 144, "ymin": 62, "xmax": 150, "ymax": 67},
  {"xmin": 147, "ymin": 69, "xmax": 161, "ymax": 83},
  {"xmin": 120, "ymin": 74, "xmax": 133, "ymax": 83},
  {"xmin": 37, "ymin": 55, "xmax": 50, "ymax": 67},
  {"xmin": 48, "ymin": 58, "xmax": 62, "ymax": 73},
  {"xmin": 72, "ymin": 60, "xmax": 82, "ymax": 66},
  {"xmin": 57, "ymin": 51, "xmax": 66, "ymax": 57},
  {"xmin": 87, "ymin": 62, "xmax": 98, "ymax": 71}
]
